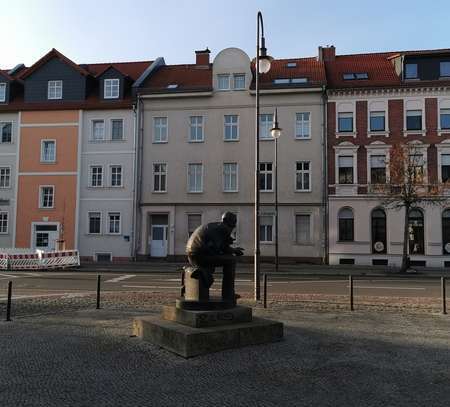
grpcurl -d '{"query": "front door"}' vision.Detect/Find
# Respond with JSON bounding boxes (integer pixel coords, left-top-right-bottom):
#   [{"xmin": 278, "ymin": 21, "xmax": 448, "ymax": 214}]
[
  {"xmin": 150, "ymin": 225, "xmax": 167, "ymax": 257},
  {"xmin": 33, "ymin": 224, "xmax": 59, "ymax": 251}
]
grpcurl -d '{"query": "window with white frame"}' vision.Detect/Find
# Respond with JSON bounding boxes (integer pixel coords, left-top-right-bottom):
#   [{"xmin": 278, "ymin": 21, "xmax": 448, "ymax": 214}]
[
  {"xmin": 111, "ymin": 119, "xmax": 124, "ymax": 141},
  {"xmin": 0, "ymin": 83, "xmax": 6, "ymax": 102},
  {"xmin": 40, "ymin": 186, "xmax": 54, "ymax": 208},
  {"xmin": 153, "ymin": 117, "xmax": 168, "ymax": 143},
  {"xmin": 406, "ymin": 110, "xmax": 422, "ymax": 131},
  {"xmin": 104, "ymin": 79, "xmax": 120, "ymax": 99},
  {"xmin": 218, "ymin": 74, "xmax": 230, "ymax": 90},
  {"xmin": 295, "ymin": 112, "xmax": 311, "ymax": 138},
  {"xmin": 110, "ymin": 165, "xmax": 122, "ymax": 187},
  {"xmin": 233, "ymin": 74, "xmax": 245, "ymax": 89},
  {"xmin": 0, "ymin": 122, "xmax": 12, "ymax": 143},
  {"xmin": 90, "ymin": 166, "xmax": 103, "ymax": 187},
  {"xmin": 153, "ymin": 163, "xmax": 167, "ymax": 192},
  {"xmin": 405, "ymin": 63, "xmax": 418, "ymax": 79},
  {"xmin": 369, "ymin": 111, "xmax": 385, "ymax": 132},
  {"xmin": 370, "ymin": 155, "xmax": 386, "ymax": 184},
  {"xmin": 260, "ymin": 214, "xmax": 274, "ymax": 243},
  {"xmin": 259, "ymin": 162, "xmax": 273, "ymax": 191},
  {"xmin": 47, "ymin": 80, "xmax": 62, "ymax": 99},
  {"xmin": 108, "ymin": 212, "xmax": 121, "ymax": 234},
  {"xmin": 92, "ymin": 120, "xmax": 105, "ymax": 141},
  {"xmin": 338, "ymin": 208, "xmax": 354, "ymax": 241},
  {"xmin": 295, "ymin": 214, "xmax": 311, "ymax": 244},
  {"xmin": 338, "ymin": 156, "xmax": 354, "ymax": 184},
  {"xmin": 189, "ymin": 116, "xmax": 204, "ymax": 142},
  {"xmin": 440, "ymin": 62, "xmax": 450, "ymax": 78},
  {"xmin": 224, "ymin": 115, "xmax": 239, "ymax": 141},
  {"xmin": 441, "ymin": 154, "xmax": 450, "ymax": 183},
  {"xmin": 88, "ymin": 212, "xmax": 101, "ymax": 234},
  {"xmin": 259, "ymin": 114, "xmax": 273, "ymax": 140},
  {"xmin": 41, "ymin": 140, "xmax": 56, "ymax": 163},
  {"xmin": 187, "ymin": 213, "xmax": 202, "ymax": 237},
  {"xmin": 223, "ymin": 163, "xmax": 238, "ymax": 192},
  {"xmin": 440, "ymin": 109, "xmax": 450, "ymax": 130},
  {"xmin": 0, "ymin": 212, "xmax": 7, "ymax": 234},
  {"xmin": 338, "ymin": 112, "xmax": 353, "ymax": 132},
  {"xmin": 0, "ymin": 167, "xmax": 11, "ymax": 188},
  {"xmin": 188, "ymin": 163, "xmax": 203, "ymax": 192},
  {"xmin": 296, "ymin": 161, "xmax": 311, "ymax": 191},
  {"xmin": 410, "ymin": 154, "xmax": 425, "ymax": 182}
]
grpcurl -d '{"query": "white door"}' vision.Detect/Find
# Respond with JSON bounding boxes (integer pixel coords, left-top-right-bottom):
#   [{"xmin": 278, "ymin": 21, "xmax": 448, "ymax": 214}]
[
  {"xmin": 34, "ymin": 224, "xmax": 59, "ymax": 251},
  {"xmin": 150, "ymin": 225, "xmax": 167, "ymax": 257}
]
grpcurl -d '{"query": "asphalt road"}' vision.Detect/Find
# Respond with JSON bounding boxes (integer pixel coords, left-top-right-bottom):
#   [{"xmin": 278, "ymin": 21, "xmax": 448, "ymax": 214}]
[{"xmin": 0, "ymin": 271, "xmax": 447, "ymax": 301}]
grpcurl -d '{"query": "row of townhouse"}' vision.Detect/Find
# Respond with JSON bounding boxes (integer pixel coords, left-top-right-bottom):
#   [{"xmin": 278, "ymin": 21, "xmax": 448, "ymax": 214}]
[{"xmin": 1, "ymin": 45, "xmax": 450, "ymax": 266}]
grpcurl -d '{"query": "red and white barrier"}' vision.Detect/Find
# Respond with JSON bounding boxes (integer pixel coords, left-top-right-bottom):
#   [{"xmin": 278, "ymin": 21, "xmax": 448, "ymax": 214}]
[{"xmin": 0, "ymin": 250, "xmax": 80, "ymax": 270}]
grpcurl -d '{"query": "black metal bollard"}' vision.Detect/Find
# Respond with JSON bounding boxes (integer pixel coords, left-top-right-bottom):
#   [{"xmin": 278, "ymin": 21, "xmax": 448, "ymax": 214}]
[
  {"xmin": 6, "ymin": 281, "xmax": 12, "ymax": 322},
  {"xmin": 96, "ymin": 275, "xmax": 101, "ymax": 310},
  {"xmin": 442, "ymin": 277, "xmax": 447, "ymax": 315},
  {"xmin": 263, "ymin": 274, "xmax": 268, "ymax": 308},
  {"xmin": 349, "ymin": 275, "xmax": 354, "ymax": 311}
]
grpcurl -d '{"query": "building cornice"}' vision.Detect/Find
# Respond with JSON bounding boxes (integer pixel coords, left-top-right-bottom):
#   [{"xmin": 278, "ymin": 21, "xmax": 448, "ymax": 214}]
[{"xmin": 327, "ymin": 85, "xmax": 450, "ymax": 99}]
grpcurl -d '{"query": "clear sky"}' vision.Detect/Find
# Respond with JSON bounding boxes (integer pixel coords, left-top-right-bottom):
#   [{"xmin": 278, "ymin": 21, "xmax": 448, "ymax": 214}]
[{"xmin": 2, "ymin": 0, "xmax": 450, "ymax": 68}]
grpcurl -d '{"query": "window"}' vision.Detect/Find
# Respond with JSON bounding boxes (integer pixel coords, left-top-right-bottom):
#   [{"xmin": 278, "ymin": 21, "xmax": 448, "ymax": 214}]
[
  {"xmin": 410, "ymin": 154, "xmax": 424, "ymax": 182},
  {"xmin": 153, "ymin": 117, "xmax": 168, "ymax": 143},
  {"xmin": 259, "ymin": 114, "xmax": 273, "ymax": 139},
  {"xmin": 259, "ymin": 162, "xmax": 273, "ymax": 191},
  {"xmin": 111, "ymin": 119, "xmax": 124, "ymax": 141},
  {"xmin": 0, "ymin": 122, "xmax": 12, "ymax": 143},
  {"xmin": 295, "ymin": 214, "xmax": 310, "ymax": 244},
  {"xmin": 405, "ymin": 63, "xmax": 418, "ymax": 79},
  {"xmin": 408, "ymin": 209, "xmax": 424, "ymax": 255},
  {"xmin": 224, "ymin": 115, "xmax": 239, "ymax": 141},
  {"xmin": 370, "ymin": 155, "xmax": 386, "ymax": 184},
  {"xmin": 338, "ymin": 208, "xmax": 354, "ymax": 241},
  {"xmin": 296, "ymin": 161, "xmax": 311, "ymax": 191},
  {"xmin": 295, "ymin": 112, "xmax": 310, "ymax": 139},
  {"xmin": 338, "ymin": 156, "xmax": 354, "ymax": 184},
  {"xmin": 41, "ymin": 140, "xmax": 56, "ymax": 163},
  {"xmin": 218, "ymin": 74, "xmax": 230, "ymax": 90},
  {"xmin": 0, "ymin": 167, "xmax": 11, "ymax": 188},
  {"xmin": 110, "ymin": 165, "xmax": 122, "ymax": 187},
  {"xmin": 104, "ymin": 78, "xmax": 120, "ymax": 99},
  {"xmin": 0, "ymin": 83, "xmax": 5, "ymax": 102},
  {"xmin": 338, "ymin": 112, "xmax": 353, "ymax": 132},
  {"xmin": 90, "ymin": 166, "xmax": 103, "ymax": 187},
  {"xmin": 442, "ymin": 209, "xmax": 450, "ymax": 254},
  {"xmin": 442, "ymin": 154, "xmax": 450, "ymax": 183},
  {"xmin": 440, "ymin": 109, "xmax": 450, "ymax": 130},
  {"xmin": 40, "ymin": 186, "xmax": 54, "ymax": 208},
  {"xmin": 440, "ymin": 62, "xmax": 450, "ymax": 78},
  {"xmin": 0, "ymin": 212, "xmax": 7, "ymax": 234},
  {"xmin": 370, "ymin": 111, "xmax": 385, "ymax": 132},
  {"xmin": 189, "ymin": 116, "xmax": 204, "ymax": 142},
  {"xmin": 153, "ymin": 163, "xmax": 167, "ymax": 192},
  {"xmin": 371, "ymin": 209, "xmax": 387, "ymax": 254},
  {"xmin": 47, "ymin": 80, "xmax": 62, "ymax": 99},
  {"xmin": 187, "ymin": 214, "xmax": 202, "ymax": 237},
  {"xmin": 188, "ymin": 163, "xmax": 203, "ymax": 192},
  {"xmin": 88, "ymin": 212, "xmax": 101, "ymax": 234},
  {"xmin": 260, "ymin": 214, "xmax": 274, "ymax": 243},
  {"xmin": 233, "ymin": 74, "xmax": 245, "ymax": 89},
  {"xmin": 108, "ymin": 212, "xmax": 121, "ymax": 234},
  {"xmin": 223, "ymin": 163, "xmax": 238, "ymax": 192},
  {"xmin": 343, "ymin": 73, "xmax": 368, "ymax": 80},
  {"xmin": 92, "ymin": 120, "xmax": 105, "ymax": 141},
  {"xmin": 406, "ymin": 110, "xmax": 422, "ymax": 131}
]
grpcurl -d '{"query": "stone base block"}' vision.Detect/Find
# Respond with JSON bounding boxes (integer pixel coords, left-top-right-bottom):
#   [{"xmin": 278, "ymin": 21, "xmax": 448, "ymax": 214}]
[
  {"xmin": 162, "ymin": 305, "xmax": 252, "ymax": 328},
  {"xmin": 133, "ymin": 316, "xmax": 284, "ymax": 358}
]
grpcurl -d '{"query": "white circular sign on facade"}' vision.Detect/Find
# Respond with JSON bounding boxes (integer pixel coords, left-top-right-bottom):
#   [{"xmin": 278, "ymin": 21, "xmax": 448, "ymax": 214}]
[
  {"xmin": 374, "ymin": 241, "xmax": 385, "ymax": 252},
  {"xmin": 445, "ymin": 243, "xmax": 450, "ymax": 253}
]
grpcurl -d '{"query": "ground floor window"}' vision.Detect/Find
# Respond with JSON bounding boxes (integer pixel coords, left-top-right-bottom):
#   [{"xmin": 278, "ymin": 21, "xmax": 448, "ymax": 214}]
[
  {"xmin": 295, "ymin": 214, "xmax": 311, "ymax": 244},
  {"xmin": 408, "ymin": 208, "xmax": 424, "ymax": 255},
  {"xmin": 371, "ymin": 208, "xmax": 387, "ymax": 253},
  {"xmin": 187, "ymin": 213, "xmax": 202, "ymax": 237},
  {"xmin": 338, "ymin": 208, "xmax": 354, "ymax": 241},
  {"xmin": 108, "ymin": 212, "xmax": 121, "ymax": 235},
  {"xmin": 0, "ymin": 212, "xmax": 8, "ymax": 233},
  {"xmin": 260, "ymin": 214, "xmax": 274, "ymax": 243}
]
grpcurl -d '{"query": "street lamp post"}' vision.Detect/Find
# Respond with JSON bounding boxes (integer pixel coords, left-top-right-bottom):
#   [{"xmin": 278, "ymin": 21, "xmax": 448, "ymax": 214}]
[
  {"xmin": 254, "ymin": 11, "xmax": 272, "ymax": 300},
  {"xmin": 271, "ymin": 109, "xmax": 282, "ymax": 273}
]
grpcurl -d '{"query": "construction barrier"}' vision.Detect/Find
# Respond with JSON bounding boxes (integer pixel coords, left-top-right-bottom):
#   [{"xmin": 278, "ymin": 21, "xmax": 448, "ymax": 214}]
[{"xmin": 0, "ymin": 249, "xmax": 80, "ymax": 270}]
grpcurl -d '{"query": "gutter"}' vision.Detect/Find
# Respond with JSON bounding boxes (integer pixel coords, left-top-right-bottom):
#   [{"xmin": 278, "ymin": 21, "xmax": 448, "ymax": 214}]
[{"xmin": 322, "ymin": 85, "xmax": 329, "ymax": 265}]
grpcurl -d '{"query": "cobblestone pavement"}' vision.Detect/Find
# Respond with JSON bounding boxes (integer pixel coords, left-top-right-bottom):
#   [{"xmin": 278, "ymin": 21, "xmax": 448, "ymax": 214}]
[{"xmin": 1, "ymin": 294, "xmax": 450, "ymax": 406}]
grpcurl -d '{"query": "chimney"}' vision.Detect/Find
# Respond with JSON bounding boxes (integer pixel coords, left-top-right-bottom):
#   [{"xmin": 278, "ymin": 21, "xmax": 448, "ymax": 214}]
[
  {"xmin": 195, "ymin": 48, "xmax": 211, "ymax": 66},
  {"xmin": 318, "ymin": 45, "xmax": 336, "ymax": 62}
]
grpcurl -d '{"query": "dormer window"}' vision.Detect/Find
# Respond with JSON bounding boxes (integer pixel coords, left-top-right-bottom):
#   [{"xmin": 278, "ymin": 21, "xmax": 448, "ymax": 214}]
[
  {"xmin": 104, "ymin": 78, "xmax": 120, "ymax": 99},
  {"xmin": 218, "ymin": 74, "xmax": 230, "ymax": 90},
  {"xmin": 0, "ymin": 83, "xmax": 6, "ymax": 102},
  {"xmin": 47, "ymin": 80, "xmax": 62, "ymax": 100},
  {"xmin": 233, "ymin": 74, "xmax": 245, "ymax": 89},
  {"xmin": 343, "ymin": 73, "xmax": 368, "ymax": 80},
  {"xmin": 440, "ymin": 62, "xmax": 450, "ymax": 78},
  {"xmin": 167, "ymin": 84, "xmax": 178, "ymax": 89},
  {"xmin": 405, "ymin": 63, "xmax": 418, "ymax": 79},
  {"xmin": 286, "ymin": 62, "xmax": 297, "ymax": 68}
]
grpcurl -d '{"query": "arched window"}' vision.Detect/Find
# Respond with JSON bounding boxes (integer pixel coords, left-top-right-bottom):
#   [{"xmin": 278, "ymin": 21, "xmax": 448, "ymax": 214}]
[
  {"xmin": 338, "ymin": 208, "xmax": 354, "ymax": 241},
  {"xmin": 371, "ymin": 208, "xmax": 387, "ymax": 253},
  {"xmin": 408, "ymin": 208, "xmax": 424, "ymax": 255},
  {"xmin": 442, "ymin": 209, "xmax": 450, "ymax": 255}
]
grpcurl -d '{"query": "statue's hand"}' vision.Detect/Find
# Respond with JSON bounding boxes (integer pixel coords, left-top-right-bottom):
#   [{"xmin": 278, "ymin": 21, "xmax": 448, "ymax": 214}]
[{"xmin": 234, "ymin": 247, "xmax": 244, "ymax": 256}]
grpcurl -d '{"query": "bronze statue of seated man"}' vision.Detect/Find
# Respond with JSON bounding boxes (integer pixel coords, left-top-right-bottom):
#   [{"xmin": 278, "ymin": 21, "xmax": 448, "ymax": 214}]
[{"xmin": 185, "ymin": 212, "xmax": 244, "ymax": 303}]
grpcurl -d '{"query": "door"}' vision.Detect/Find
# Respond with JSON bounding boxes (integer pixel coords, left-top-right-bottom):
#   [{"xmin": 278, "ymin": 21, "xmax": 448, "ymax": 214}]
[
  {"xmin": 150, "ymin": 225, "xmax": 167, "ymax": 257},
  {"xmin": 34, "ymin": 224, "xmax": 59, "ymax": 251}
]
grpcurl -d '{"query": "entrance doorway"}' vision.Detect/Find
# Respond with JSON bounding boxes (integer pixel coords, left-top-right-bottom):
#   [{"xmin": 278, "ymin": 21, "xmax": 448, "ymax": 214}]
[
  {"xmin": 149, "ymin": 214, "xmax": 168, "ymax": 257},
  {"xmin": 33, "ymin": 223, "xmax": 59, "ymax": 251}
]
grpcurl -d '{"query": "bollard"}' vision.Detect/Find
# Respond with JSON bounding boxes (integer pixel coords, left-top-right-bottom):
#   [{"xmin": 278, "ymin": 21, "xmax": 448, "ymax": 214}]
[
  {"xmin": 96, "ymin": 275, "xmax": 101, "ymax": 310},
  {"xmin": 442, "ymin": 277, "xmax": 447, "ymax": 315},
  {"xmin": 349, "ymin": 275, "xmax": 354, "ymax": 311},
  {"xmin": 263, "ymin": 273, "xmax": 267, "ymax": 309},
  {"xmin": 6, "ymin": 281, "xmax": 12, "ymax": 322}
]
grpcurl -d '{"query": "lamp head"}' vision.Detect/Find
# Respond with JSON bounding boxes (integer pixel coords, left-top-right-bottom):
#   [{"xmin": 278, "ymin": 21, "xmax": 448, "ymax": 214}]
[
  {"xmin": 258, "ymin": 36, "xmax": 272, "ymax": 74},
  {"xmin": 270, "ymin": 108, "xmax": 282, "ymax": 139}
]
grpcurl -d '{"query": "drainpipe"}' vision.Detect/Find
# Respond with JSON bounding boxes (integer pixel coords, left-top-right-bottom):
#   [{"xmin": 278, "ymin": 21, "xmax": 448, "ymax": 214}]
[
  {"xmin": 322, "ymin": 85, "xmax": 329, "ymax": 265},
  {"xmin": 130, "ymin": 101, "xmax": 138, "ymax": 261}
]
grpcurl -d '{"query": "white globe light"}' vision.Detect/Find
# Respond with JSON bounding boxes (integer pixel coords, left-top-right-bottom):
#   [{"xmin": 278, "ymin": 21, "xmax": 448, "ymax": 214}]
[
  {"xmin": 271, "ymin": 128, "xmax": 282, "ymax": 139},
  {"xmin": 259, "ymin": 58, "xmax": 271, "ymax": 74}
]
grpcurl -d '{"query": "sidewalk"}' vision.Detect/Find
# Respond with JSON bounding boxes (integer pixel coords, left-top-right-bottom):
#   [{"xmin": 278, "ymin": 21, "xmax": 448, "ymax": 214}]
[{"xmin": 1, "ymin": 304, "xmax": 449, "ymax": 406}]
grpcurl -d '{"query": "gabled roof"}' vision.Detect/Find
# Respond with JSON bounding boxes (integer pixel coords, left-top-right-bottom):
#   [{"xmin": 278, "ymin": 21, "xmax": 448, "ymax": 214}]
[
  {"xmin": 85, "ymin": 61, "xmax": 153, "ymax": 80},
  {"xmin": 18, "ymin": 48, "xmax": 91, "ymax": 80},
  {"xmin": 0, "ymin": 69, "xmax": 14, "ymax": 81}
]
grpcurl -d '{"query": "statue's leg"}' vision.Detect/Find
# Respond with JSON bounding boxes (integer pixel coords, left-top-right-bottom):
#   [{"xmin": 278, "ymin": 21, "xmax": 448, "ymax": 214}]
[{"xmin": 221, "ymin": 256, "xmax": 236, "ymax": 303}]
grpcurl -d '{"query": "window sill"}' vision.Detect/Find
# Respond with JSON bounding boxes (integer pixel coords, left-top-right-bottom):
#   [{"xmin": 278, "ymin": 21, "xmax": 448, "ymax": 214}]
[
  {"xmin": 260, "ymin": 241, "xmax": 274, "ymax": 245},
  {"xmin": 38, "ymin": 207, "xmax": 55, "ymax": 210},
  {"xmin": 223, "ymin": 190, "xmax": 239, "ymax": 193},
  {"xmin": 259, "ymin": 138, "xmax": 274, "ymax": 142},
  {"xmin": 188, "ymin": 140, "xmax": 205, "ymax": 143},
  {"xmin": 403, "ymin": 130, "xmax": 426, "ymax": 136},
  {"xmin": 110, "ymin": 139, "xmax": 126, "ymax": 143},
  {"xmin": 152, "ymin": 140, "xmax": 168, "ymax": 144},
  {"xmin": 87, "ymin": 233, "xmax": 102, "ymax": 236},
  {"xmin": 336, "ymin": 240, "xmax": 355, "ymax": 244},
  {"xmin": 367, "ymin": 131, "xmax": 389, "ymax": 138},
  {"xmin": 152, "ymin": 191, "xmax": 167, "ymax": 194},
  {"xmin": 295, "ymin": 136, "xmax": 311, "ymax": 140},
  {"xmin": 295, "ymin": 189, "xmax": 312, "ymax": 193},
  {"xmin": 224, "ymin": 139, "xmax": 240, "ymax": 142},
  {"xmin": 40, "ymin": 161, "xmax": 57, "ymax": 164},
  {"xmin": 294, "ymin": 241, "xmax": 314, "ymax": 246},
  {"xmin": 335, "ymin": 132, "xmax": 356, "ymax": 138},
  {"xmin": 0, "ymin": 186, "xmax": 12, "ymax": 190},
  {"xmin": 187, "ymin": 191, "xmax": 204, "ymax": 194},
  {"xmin": 261, "ymin": 190, "xmax": 274, "ymax": 193},
  {"xmin": 106, "ymin": 233, "xmax": 122, "ymax": 236},
  {"xmin": 89, "ymin": 139, "xmax": 107, "ymax": 143},
  {"xmin": 87, "ymin": 186, "xmax": 104, "ymax": 189},
  {"xmin": 0, "ymin": 142, "xmax": 13, "ymax": 145},
  {"xmin": 438, "ymin": 130, "xmax": 450, "ymax": 136}
]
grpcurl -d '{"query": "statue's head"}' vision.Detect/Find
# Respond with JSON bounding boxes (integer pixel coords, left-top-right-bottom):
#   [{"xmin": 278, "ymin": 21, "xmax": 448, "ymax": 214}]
[{"xmin": 221, "ymin": 212, "xmax": 237, "ymax": 230}]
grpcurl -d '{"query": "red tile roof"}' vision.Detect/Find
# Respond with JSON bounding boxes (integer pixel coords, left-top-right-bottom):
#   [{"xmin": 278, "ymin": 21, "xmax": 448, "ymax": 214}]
[
  {"xmin": 0, "ymin": 69, "xmax": 15, "ymax": 81},
  {"xmin": 84, "ymin": 61, "xmax": 152, "ymax": 80}
]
